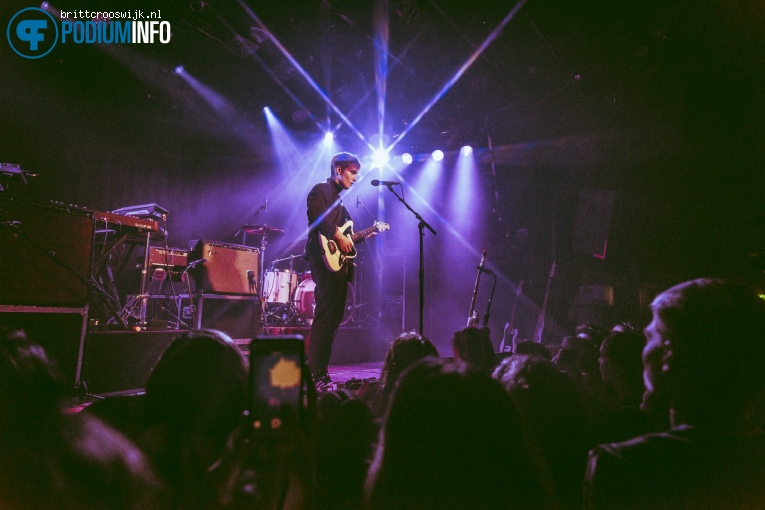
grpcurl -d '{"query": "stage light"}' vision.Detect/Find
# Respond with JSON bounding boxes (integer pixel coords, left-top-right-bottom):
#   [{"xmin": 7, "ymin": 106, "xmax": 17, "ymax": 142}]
[
  {"xmin": 40, "ymin": 2, "xmax": 50, "ymax": 9},
  {"xmin": 460, "ymin": 145, "xmax": 473, "ymax": 156},
  {"xmin": 372, "ymin": 148, "xmax": 390, "ymax": 168},
  {"xmin": 432, "ymin": 150, "xmax": 444, "ymax": 162},
  {"xmin": 402, "ymin": 153, "xmax": 413, "ymax": 165},
  {"xmin": 174, "ymin": 65, "xmax": 185, "ymax": 75},
  {"xmin": 323, "ymin": 132, "xmax": 334, "ymax": 146}
]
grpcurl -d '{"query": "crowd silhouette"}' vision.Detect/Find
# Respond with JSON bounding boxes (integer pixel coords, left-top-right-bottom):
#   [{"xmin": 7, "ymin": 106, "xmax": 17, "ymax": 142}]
[{"xmin": 2, "ymin": 277, "xmax": 765, "ymax": 509}]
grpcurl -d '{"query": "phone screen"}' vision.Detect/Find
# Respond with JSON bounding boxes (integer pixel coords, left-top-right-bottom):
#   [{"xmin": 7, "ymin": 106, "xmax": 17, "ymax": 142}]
[{"xmin": 249, "ymin": 336, "xmax": 304, "ymax": 432}]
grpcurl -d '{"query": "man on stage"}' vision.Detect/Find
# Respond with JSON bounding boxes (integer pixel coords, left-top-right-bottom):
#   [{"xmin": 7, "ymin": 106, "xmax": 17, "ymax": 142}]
[{"xmin": 304, "ymin": 152, "xmax": 361, "ymax": 388}]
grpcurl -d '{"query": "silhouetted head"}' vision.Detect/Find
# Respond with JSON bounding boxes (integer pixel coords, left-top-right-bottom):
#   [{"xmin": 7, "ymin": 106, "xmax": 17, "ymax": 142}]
[
  {"xmin": 643, "ymin": 278, "xmax": 765, "ymax": 426},
  {"xmin": 599, "ymin": 331, "xmax": 646, "ymax": 401},
  {"xmin": 367, "ymin": 358, "xmax": 548, "ymax": 510},
  {"xmin": 0, "ymin": 330, "xmax": 65, "ymax": 437},
  {"xmin": 144, "ymin": 329, "xmax": 248, "ymax": 438},
  {"xmin": 451, "ymin": 326, "xmax": 497, "ymax": 374},
  {"xmin": 514, "ymin": 339, "xmax": 552, "ymax": 360},
  {"xmin": 554, "ymin": 335, "xmax": 601, "ymax": 378},
  {"xmin": 494, "ymin": 354, "xmax": 588, "ymax": 445},
  {"xmin": 576, "ymin": 323, "xmax": 609, "ymax": 347},
  {"xmin": 379, "ymin": 330, "xmax": 438, "ymax": 395}
]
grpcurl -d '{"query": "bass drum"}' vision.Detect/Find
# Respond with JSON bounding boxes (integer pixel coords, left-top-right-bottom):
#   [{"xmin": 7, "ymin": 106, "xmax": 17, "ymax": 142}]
[
  {"xmin": 294, "ymin": 275, "xmax": 355, "ymax": 326},
  {"xmin": 263, "ymin": 270, "xmax": 298, "ymax": 304}
]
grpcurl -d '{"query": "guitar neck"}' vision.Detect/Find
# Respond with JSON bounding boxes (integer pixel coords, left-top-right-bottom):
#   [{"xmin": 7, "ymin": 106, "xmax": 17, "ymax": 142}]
[{"xmin": 351, "ymin": 225, "xmax": 377, "ymax": 241}]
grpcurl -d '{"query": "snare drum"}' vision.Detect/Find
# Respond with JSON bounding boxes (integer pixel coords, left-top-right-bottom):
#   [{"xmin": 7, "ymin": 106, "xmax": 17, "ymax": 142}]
[
  {"xmin": 263, "ymin": 270, "xmax": 298, "ymax": 303},
  {"xmin": 294, "ymin": 274, "xmax": 355, "ymax": 326}
]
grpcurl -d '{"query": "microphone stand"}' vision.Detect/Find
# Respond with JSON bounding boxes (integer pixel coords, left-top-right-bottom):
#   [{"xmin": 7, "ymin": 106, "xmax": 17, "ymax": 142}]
[
  {"xmin": 381, "ymin": 184, "xmax": 436, "ymax": 334},
  {"xmin": 357, "ymin": 195, "xmax": 377, "ymax": 222}
]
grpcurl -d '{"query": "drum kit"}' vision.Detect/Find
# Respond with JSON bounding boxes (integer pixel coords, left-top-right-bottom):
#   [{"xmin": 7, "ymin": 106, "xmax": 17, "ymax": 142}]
[{"xmin": 238, "ymin": 224, "xmax": 354, "ymax": 328}]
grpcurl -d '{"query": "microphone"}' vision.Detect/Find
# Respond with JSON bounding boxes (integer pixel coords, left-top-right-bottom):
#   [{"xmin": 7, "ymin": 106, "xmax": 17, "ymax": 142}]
[
  {"xmin": 356, "ymin": 195, "xmax": 361, "ymax": 208},
  {"xmin": 480, "ymin": 267, "xmax": 495, "ymax": 277},
  {"xmin": 187, "ymin": 258, "xmax": 206, "ymax": 268},
  {"xmin": 264, "ymin": 198, "xmax": 268, "ymax": 213},
  {"xmin": 371, "ymin": 179, "xmax": 400, "ymax": 187}
]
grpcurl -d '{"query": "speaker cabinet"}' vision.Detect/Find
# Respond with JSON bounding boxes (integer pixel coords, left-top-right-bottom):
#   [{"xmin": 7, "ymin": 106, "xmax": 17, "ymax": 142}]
[
  {"xmin": 83, "ymin": 330, "xmax": 182, "ymax": 395},
  {"xmin": 572, "ymin": 189, "xmax": 616, "ymax": 258},
  {"xmin": 190, "ymin": 241, "xmax": 259, "ymax": 295},
  {"xmin": 195, "ymin": 293, "xmax": 262, "ymax": 339},
  {"xmin": 0, "ymin": 305, "xmax": 88, "ymax": 388},
  {"xmin": 0, "ymin": 198, "xmax": 94, "ymax": 307}
]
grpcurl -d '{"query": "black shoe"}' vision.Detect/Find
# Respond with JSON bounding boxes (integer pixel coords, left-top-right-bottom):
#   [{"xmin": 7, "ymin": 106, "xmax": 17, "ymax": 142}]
[{"xmin": 314, "ymin": 374, "xmax": 332, "ymax": 391}]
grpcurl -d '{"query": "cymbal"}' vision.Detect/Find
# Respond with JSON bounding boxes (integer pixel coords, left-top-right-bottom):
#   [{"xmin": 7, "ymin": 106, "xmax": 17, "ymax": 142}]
[{"xmin": 240, "ymin": 225, "xmax": 286, "ymax": 236}]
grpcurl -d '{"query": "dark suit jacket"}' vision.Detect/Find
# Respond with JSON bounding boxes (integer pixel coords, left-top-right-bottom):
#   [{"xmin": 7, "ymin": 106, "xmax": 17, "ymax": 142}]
[{"xmin": 305, "ymin": 178, "xmax": 353, "ymax": 279}]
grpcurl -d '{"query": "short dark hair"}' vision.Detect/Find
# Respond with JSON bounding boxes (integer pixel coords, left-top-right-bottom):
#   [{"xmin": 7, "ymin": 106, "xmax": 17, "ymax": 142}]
[
  {"xmin": 651, "ymin": 278, "xmax": 765, "ymax": 408},
  {"xmin": 330, "ymin": 152, "xmax": 361, "ymax": 176}
]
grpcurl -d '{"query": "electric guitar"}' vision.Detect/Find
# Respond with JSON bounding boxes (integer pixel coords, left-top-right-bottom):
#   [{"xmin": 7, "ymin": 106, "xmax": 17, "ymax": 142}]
[
  {"xmin": 533, "ymin": 261, "xmax": 556, "ymax": 343},
  {"xmin": 319, "ymin": 220, "xmax": 390, "ymax": 272},
  {"xmin": 499, "ymin": 280, "xmax": 524, "ymax": 353}
]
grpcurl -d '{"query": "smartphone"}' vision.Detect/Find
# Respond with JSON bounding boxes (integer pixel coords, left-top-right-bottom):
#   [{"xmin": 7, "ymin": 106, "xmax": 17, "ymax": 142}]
[{"xmin": 248, "ymin": 335, "xmax": 305, "ymax": 432}]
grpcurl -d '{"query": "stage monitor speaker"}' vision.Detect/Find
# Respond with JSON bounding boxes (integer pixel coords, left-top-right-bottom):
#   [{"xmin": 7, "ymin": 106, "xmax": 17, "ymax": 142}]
[
  {"xmin": 0, "ymin": 198, "xmax": 94, "ymax": 307},
  {"xmin": 83, "ymin": 330, "xmax": 182, "ymax": 395},
  {"xmin": 190, "ymin": 240, "xmax": 259, "ymax": 295},
  {"xmin": 195, "ymin": 293, "xmax": 262, "ymax": 339},
  {"xmin": 0, "ymin": 305, "xmax": 88, "ymax": 389}
]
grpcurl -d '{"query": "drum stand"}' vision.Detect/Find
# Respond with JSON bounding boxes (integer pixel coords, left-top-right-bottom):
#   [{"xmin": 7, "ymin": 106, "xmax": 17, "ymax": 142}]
[
  {"xmin": 113, "ymin": 231, "xmax": 153, "ymax": 329},
  {"xmin": 263, "ymin": 254, "xmax": 310, "ymax": 327}
]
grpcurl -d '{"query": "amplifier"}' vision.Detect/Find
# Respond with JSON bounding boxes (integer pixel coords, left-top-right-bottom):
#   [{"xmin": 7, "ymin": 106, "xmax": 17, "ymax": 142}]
[
  {"xmin": 149, "ymin": 247, "xmax": 188, "ymax": 267},
  {"xmin": 0, "ymin": 197, "xmax": 94, "ymax": 307},
  {"xmin": 190, "ymin": 240, "xmax": 259, "ymax": 295}
]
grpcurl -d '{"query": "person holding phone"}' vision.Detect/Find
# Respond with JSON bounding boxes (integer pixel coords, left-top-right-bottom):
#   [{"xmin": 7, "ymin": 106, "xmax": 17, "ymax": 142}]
[{"xmin": 304, "ymin": 152, "xmax": 361, "ymax": 388}]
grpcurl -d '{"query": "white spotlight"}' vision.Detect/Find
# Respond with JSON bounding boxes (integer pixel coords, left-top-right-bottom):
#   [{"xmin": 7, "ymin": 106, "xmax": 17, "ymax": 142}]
[
  {"xmin": 432, "ymin": 150, "xmax": 444, "ymax": 162},
  {"xmin": 323, "ymin": 132, "xmax": 334, "ymax": 146},
  {"xmin": 402, "ymin": 153, "xmax": 413, "ymax": 165},
  {"xmin": 173, "ymin": 65, "xmax": 185, "ymax": 75},
  {"xmin": 460, "ymin": 145, "xmax": 473, "ymax": 156},
  {"xmin": 372, "ymin": 148, "xmax": 390, "ymax": 168}
]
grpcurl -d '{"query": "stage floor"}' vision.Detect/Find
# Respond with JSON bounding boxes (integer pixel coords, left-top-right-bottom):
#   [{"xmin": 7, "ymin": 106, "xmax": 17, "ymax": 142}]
[{"xmin": 326, "ymin": 361, "xmax": 382, "ymax": 388}]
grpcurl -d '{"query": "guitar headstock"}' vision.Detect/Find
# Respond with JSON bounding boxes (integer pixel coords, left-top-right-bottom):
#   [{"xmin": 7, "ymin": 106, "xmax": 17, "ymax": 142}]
[{"xmin": 374, "ymin": 221, "xmax": 390, "ymax": 233}]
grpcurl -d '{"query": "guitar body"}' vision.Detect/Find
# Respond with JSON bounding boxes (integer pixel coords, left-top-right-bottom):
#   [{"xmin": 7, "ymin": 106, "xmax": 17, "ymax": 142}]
[
  {"xmin": 319, "ymin": 220, "xmax": 356, "ymax": 272},
  {"xmin": 319, "ymin": 220, "xmax": 390, "ymax": 272}
]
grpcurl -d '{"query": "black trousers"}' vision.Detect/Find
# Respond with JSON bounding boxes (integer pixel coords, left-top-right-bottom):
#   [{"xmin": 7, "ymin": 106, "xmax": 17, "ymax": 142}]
[{"xmin": 307, "ymin": 255, "xmax": 349, "ymax": 377}]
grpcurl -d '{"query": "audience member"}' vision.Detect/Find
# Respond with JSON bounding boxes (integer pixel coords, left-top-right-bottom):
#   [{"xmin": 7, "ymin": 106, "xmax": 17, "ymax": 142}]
[
  {"xmin": 611, "ymin": 321, "xmax": 637, "ymax": 334},
  {"xmin": 554, "ymin": 335, "xmax": 609, "ymax": 435},
  {"xmin": 366, "ymin": 358, "xmax": 551, "ymax": 510},
  {"xmin": 514, "ymin": 339, "xmax": 553, "ymax": 360},
  {"xmin": 585, "ymin": 278, "xmax": 765, "ymax": 509},
  {"xmin": 0, "ymin": 330, "xmax": 165, "ymax": 509},
  {"xmin": 494, "ymin": 355, "xmax": 592, "ymax": 510},
  {"xmin": 85, "ymin": 393, "xmax": 147, "ymax": 442},
  {"xmin": 451, "ymin": 326, "xmax": 498, "ymax": 374},
  {"xmin": 137, "ymin": 329, "xmax": 249, "ymax": 509},
  {"xmin": 366, "ymin": 331, "xmax": 438, "ymax": 418},
  {"xmin": 315, "ymin": 390, "xmax": 376, "ymax": 510},
  {"xmin": 576, "ymin": 323, "xmax": 609, "ymax": 348},
  {"xmin": 598, "ymin": 331, "xmax": 648, "ymax": 442}
]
